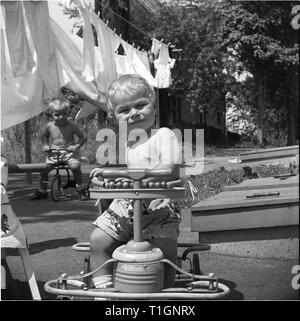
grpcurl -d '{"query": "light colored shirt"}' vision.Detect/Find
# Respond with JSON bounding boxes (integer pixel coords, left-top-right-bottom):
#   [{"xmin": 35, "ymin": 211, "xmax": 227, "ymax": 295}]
[{"xmin": 126, "ymin": 127, "xmax": 182, "ymax": 169}]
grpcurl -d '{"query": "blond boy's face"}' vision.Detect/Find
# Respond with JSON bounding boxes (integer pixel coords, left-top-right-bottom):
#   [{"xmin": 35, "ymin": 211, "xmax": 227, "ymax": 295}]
[
  {"xmin": 111, "ymin": 90, "xmax": 156, "ymax": 132},
  {"xmin": 51, "ymin": 106, "xmax": 70, "ymax": 126}
]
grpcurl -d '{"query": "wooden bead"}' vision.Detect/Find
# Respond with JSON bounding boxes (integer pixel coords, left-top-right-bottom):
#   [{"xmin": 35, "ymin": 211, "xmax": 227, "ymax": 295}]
[
  {"xmin": 122, "ymin": 182, "xmax": 129, "ymax": 188},
  {"xmin": 109, "ymin": 181, "xmax": 115, "ymax": 189},
  {"xmin": 148, "ymin": 182, "xmax": 155, "ymax": 188},
  {"xmin": 161, "ymin": 181, "xmax": 167, "ymax": 188},
  {"xmin": 155, "ymin": 182, "xmax": 161, "ymax": 188},
  {"xmin": 116, "ymin": 181, "xmax": 123, "ymax": 189}
]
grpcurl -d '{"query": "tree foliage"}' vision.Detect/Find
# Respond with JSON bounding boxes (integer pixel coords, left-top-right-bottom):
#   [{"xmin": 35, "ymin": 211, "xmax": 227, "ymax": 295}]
[
  {"xmin": 62, "ymin": 0, "xmax": 299, "ymax": 146},
  {"xmin": 219, "ymin": 0, "xmax": 299, "ymax": 145}
]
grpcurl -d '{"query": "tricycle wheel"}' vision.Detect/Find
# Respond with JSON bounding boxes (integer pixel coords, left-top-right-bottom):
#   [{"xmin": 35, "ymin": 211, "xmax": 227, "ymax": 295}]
[{"xmin": 51, "ymin": 177, "xmax": 61, "ymax": 201}]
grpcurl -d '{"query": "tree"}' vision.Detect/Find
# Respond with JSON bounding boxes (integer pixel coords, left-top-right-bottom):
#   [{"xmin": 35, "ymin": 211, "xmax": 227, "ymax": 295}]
[{"xmin": 220, "ymin": 0, "xmax": 299, "ymax": 145}]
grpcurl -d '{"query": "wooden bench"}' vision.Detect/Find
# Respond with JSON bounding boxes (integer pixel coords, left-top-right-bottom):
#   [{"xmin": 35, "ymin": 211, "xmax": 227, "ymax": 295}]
[{"xmin": 191, "ymin": 175, "xmax": 299, "ymax": 258}]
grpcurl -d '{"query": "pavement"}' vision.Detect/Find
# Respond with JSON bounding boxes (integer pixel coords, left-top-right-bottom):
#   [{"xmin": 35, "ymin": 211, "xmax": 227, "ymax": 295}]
[{"xmin": 1, "ymin": 149, "xmax": 299, "ymax": 301}]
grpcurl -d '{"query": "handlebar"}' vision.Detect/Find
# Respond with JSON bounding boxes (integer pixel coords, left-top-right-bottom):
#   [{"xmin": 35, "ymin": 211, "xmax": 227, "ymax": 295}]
[
  {"xmin": 93, "ymin": 168, "xmax": 173, "ymax": 180},
  {"xmin": 46, "ymin": 148, "xmax": 73, "ymax": 153}
]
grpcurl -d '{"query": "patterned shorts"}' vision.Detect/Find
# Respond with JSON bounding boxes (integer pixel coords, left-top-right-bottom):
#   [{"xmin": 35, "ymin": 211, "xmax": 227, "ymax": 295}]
[
  {"xmin": 46, "ymin": 150, "xmax": 80, "ymax": 168},
  {"xmin": 93, "ymin": 198, "xmax": 181, "ymax": 242}
]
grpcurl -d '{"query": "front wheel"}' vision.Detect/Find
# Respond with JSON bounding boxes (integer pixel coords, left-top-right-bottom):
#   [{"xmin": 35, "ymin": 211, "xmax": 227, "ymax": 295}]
[{"xmin": 51, "ymin": 176, "xmax": 61, "ymax": 201}]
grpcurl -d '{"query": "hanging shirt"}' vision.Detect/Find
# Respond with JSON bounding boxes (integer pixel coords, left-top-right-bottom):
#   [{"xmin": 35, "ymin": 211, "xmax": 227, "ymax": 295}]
[
  {"xmin": 126, "ymin": 127, "xmax": 182, "ymax": 169},
  {"xmin": 50, "ymin": 18, "xmax": 106, "ymax": 107},
  {"xmin": 157, "ymin": 43, "xmax": 169, "ymax": 64},
  {"xmin": 75, "ymin": 0, "xmax": 95, "ymax": 82},
  {"xmin": 121, "ymin": 39, "xmax": 157, "ymax": 87},
  {"xmin": 23, "ymin": 0, "xmax": 59, "ymax": 101},
  {"xmin": 151, "ymin": 38, "xmax": 161, "ymax": 57},
  {"xmin": 115, "ymin": 53, "xmax": 133, "ymax": 76},
  {"xmin": 89, "ymin": 9, "xmax": 117, "ymax": 92},
  {"xmin": 154, "ymin": 58, "xmax": 175, "ymax": 89},
  {"xmin": 136, "ymin": 49, "xmax": 151, "ymax": 72},
  {"xmin": 1, "ymin": 1, "xmax": 35, "ymax": 77},
  {"xmin": 154, "ymin": 43, "xmax": 175, "ymax": 88}
]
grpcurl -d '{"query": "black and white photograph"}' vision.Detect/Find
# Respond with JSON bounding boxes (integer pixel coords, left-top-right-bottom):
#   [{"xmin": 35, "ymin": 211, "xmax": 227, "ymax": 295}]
[{"xmin": 0, "ymin": 0, "xmax": 299, "ymax": 306}]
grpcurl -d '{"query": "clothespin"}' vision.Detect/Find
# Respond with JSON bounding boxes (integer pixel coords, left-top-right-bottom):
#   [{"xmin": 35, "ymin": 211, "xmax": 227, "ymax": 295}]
[
  {"xmin": 120, "ymin": 34, "xmax": 122, "ymax": 39},
  {"xmin": 97, "ymin": 11, "xmax": 100, "ymax": 17},
  {"xmin": 167, "ymin": 42, "xmax": 171, "ymax": 46},
  {"xmin": 113, "ymin": 28, "xmax": 116, "ymax": 33},
  {"xmin": 106, "ymin": 20, "xmax": 109, "ymax": 25},
  {"xmin": 160, "ymin": 38, "xmax": 164, "ymax": 43},
  {"xmin": 132, "ymin": 42, "xmax": 135, "ymax": 47},
  {"xmin": 137, "ymin": 46, "xmax": 140, "ymax": 50}
]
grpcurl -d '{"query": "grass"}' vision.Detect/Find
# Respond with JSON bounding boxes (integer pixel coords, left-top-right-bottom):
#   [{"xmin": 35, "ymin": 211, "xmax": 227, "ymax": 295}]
[{"xmin": 179, "ymin": 163, "xmax": 298, "ymax": 208}]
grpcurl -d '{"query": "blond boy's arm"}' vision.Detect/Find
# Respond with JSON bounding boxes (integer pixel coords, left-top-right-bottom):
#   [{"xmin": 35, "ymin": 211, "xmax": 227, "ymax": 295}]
[
  {"xmin": 69, "ymin": 122, "xmax": 87, "ymax": 152},
  {"xmin": 41, "ymin": 124, "xmax": 50, "ymax": 152}
]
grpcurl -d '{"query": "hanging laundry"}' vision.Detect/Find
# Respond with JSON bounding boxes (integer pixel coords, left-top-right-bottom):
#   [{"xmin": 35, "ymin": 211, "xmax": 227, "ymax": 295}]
[
  {"xmin": 89, "ymin": 9, "xmax": 118, "ymax": 92},
  {"xmin": 23, "ymin": 0, "xmax": 60, "ymax": 101},
  {"xmin": 1, "ymin": 2, "xmax": 51, "ymax": 130},
  {"xmin": 1, "ymin": 1, "xmax": 35, "ymax": 78},
  {"xmin": 154, "ymin": 58, "xmax": 176, "ymax": 88},
  {"xmin": 50, "ymin": 18, "xmax": 107, "ymax": 109},
  {"xmin": 115, "ymin": 51, "xmax": 133, "ymax": 76},
  {"xmin": 74, "ymin": 0, "xmax": 95, "ymax": 82},
  {"xmin": 121, "ymin": 39, "xmax": 157, "ymax": 87},
  {"xmin": 156, "ymin": 43, "xmax": 169, "ymax": 64},
  {"xmin": 154, "ymin": 43, "xmax": 175, "ymax": 88},
  {"xmin": 75, "ymin": 100, "xmax": 97, "ymax": 123},
  {"xmin": 136, "ymin": 49, "xmax": 151, "ymax": 72},
  {"xmin": 151, "ymin": 38, "xmax": 161, "ymax": 56}
]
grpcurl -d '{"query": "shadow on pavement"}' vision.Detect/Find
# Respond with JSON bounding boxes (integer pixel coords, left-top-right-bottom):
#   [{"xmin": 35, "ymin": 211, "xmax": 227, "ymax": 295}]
[
  {"xmin": 10, "ymin": 197, "xmax": 98, "ymax": 224},
  {"xmin": 4, "ymin": 238, "xmax": 78, "ymax": 256},
  {"xmin": 217, "ymin": 278, "xmax": 244, "ymax": 300},
  {"xmin": 1, "ymin": 279, "xmax": 56, "ymax": 301}
]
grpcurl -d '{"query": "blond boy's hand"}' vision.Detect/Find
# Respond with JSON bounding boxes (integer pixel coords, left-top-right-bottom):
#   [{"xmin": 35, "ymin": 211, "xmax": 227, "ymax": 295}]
[
  {"xmin": 42, "ymin": 145, "xmax": 50, "ymax": 153},
  {"xmin": 90, "ymin": 168, "xmax": 103, "ymax": 178},
  {"xmin": 67, "ymin": 145, "xmax": 77, "ymax": 152}
]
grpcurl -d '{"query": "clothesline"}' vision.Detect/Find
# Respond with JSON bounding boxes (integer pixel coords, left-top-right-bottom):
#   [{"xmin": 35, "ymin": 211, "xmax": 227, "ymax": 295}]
[
  {"xmin": 1, "ymin": 0, "xmax": 178, "ymax": 129},
  {"xmin": 92, "ymin": 0, "xmax": 180, "ymax": 51}
]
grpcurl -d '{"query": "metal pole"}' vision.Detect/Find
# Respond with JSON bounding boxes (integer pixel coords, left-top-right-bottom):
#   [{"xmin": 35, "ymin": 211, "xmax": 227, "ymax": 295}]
[
  {"xmin": 133, "ymin": 180, "xmax": 142, "ymax": 242},
  {"xmin": 24, "ymin": 120, "xmax": 32, "ymax": 184},
  {"xmin": 156, "ymin": 88, "xmax": 160, "ymax": 127}
]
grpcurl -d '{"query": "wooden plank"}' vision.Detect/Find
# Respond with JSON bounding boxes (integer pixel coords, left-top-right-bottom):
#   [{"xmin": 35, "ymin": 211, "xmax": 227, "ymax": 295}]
[
  {"xmin": 18, "ymin": 248, "xmax": 41, "ymax": 300},
  {"xmin": 191, "ymin": 204, "xmax": 299, "ymax": 232},
  {"xmin": 89, "ymin": 187, "xmax": 185, "ymax": 200},
  {"xmin": 8, "ymin": 163, "xmax": 49, "ymax": 173},
  {"xmin": 224, "ymin": 175, "xmax": 299, "ymax": 191},
  {"xmin": 191, "ymin": 186, "xmax": 298, "ymax": 211},
  {"xmin": 240, "ymin": 145, "xmax": 299, "ymax": 162}
]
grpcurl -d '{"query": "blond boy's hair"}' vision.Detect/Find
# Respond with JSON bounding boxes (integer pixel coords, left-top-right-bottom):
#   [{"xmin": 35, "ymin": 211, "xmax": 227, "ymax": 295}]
[
  {"xmin": 48, "ymin": 97, "xmax": 71, "ymax": 113},
  {"xmin": 107, "ymin": 74, "xmax": 156, "ymax": 114}
]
